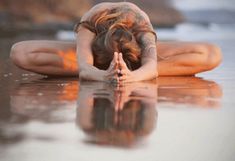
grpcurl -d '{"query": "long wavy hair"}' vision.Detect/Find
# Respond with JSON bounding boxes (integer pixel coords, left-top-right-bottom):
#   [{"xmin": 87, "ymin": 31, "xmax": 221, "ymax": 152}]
[{"xmin": 75, "ymin": 8, "xmax": 156, "ymax": 70}]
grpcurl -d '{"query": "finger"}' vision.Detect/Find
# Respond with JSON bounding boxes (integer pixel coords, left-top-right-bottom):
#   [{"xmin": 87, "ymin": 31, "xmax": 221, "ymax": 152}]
[
  {"xmin": 109, "ymin": 61, "xmax": 117, "ymax": 71},
  {"xmin": 118, "ymin": 75, "xmax": 127, "ymax": 81},
  {"xmin": 109, "ymin": 52, "xmax": 118, "ymax": 70},
  {"xmin": 113, "ymin": 52, "xmax": 119, "ymax": 64},
  {"xmin": 108, "ymin": 54, "xmax": 119, "ymax": 71},
  {"xmin": 117, "ymin": 69, "xmax": 123, "ymax": 77},
  {"xmin": 118, "ymin": 52, "xmax": 124, "ymax": 64},
  {"xmin": 107, "ymin": 69, "xmax": 121, "ymax": 77},
  {"xmin": 109, "ymin": 61, "xmax": 115, "ymax": 69},
  {"xmin": 113, "ymin": 69, "xmax": 122, "ymax": 77},
  {"xmin": 119, "ymin": 69, "xmax": 127, "ymax": 76},
  {"xmin": 110, "ymin": 75, "xmax": 120, "ymax": 84},
  {"xmin": 118, "ymin": 53, "xmax": 128, "ymax": 69},
  {"xmin": 118, "ymin": 69, "xmax": 129, "ymax": 78}
]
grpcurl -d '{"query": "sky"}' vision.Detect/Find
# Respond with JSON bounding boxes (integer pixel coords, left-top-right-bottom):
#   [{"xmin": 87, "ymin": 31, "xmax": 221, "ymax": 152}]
[{"xmin": 172, "ymin": 0, "xmax": 235, "ymax": 10}]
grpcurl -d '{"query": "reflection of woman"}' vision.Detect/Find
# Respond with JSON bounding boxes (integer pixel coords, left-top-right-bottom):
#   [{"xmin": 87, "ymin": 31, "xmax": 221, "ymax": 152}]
[
  {"xmin": 76, "ymin": 82, "xmax": 157, "ymax": 146},
  {"xmin": 10, "ymin": 79, "xmax": 79, "ymax": 122},
  {"xmin": 10, "ymin": 2, "xmax": 222, "ymax": 83}
]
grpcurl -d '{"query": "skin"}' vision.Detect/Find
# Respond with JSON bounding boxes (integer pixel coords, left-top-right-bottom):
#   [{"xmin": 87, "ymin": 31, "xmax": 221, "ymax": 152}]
[
  {"xmin": 10, "ymin": 2, "xmax": 222, "ymax": 83},
  {"xmin": 75, "ymin": 2, "xmax": 158, "ymax": 83}
]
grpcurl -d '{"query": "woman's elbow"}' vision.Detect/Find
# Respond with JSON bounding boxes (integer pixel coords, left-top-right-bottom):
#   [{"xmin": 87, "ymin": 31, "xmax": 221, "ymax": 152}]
[{"xmin": 78, "ymin": 65, "xmax": 88, "ymax": 80}]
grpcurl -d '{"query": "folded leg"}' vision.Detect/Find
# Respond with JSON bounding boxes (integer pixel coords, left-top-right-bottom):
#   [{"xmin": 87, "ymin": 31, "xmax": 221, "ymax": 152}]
[
  {"xmin": 10, "ymin": 40, "xmax": 78, "ymax": 76},
  {"xmin": 157, "ymin": 41, "xmax": 222, "ymax": 76}
]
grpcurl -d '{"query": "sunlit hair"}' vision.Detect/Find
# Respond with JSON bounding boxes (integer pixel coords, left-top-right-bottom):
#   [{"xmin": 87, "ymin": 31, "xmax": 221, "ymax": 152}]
[{"xmin": 74, "ymin": 8, "xmax": 156, "ymax": 70}]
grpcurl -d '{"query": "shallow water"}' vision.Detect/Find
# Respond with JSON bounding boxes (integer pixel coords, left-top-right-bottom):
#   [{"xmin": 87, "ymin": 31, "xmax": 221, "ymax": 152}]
[
  {"xmin": 1, "ymin": 22, "xmax": 235, "ymax": 161},
  {"xmin": 0, "ymin": 59, "xmax": 233, "ymax": 161}
]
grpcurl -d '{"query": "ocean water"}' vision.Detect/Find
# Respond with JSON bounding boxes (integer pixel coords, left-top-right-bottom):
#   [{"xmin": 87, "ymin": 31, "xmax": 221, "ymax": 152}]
[{"xmin": 172, "ymin": 0, "xmax": 235, "ymax": 10}]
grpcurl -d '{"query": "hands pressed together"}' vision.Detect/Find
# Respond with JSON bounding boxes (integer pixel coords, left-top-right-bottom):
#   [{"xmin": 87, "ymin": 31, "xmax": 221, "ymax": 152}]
[{"xmin": 105, "ymin": 52, "xmax": 134, "ymax": 84}]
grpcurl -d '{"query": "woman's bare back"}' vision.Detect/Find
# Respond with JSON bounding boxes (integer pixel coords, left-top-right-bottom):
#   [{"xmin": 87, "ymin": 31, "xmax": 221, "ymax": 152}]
[{"xmin": 81, "ymin": 2, "xmax": 151, "ymax": 23}]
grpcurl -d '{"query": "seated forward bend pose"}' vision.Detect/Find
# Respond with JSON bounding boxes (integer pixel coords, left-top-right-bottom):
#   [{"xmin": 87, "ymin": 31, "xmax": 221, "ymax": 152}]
[{"xmin": 10, "ymin": 2, "xmax": 222, "ymax": 83}]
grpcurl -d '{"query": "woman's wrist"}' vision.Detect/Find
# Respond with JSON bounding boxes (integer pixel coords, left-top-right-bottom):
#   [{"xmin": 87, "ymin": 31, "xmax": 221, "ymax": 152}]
[
  {"xmin": 99, "ymin": 70, "xmax": 109, "ymax": 82},
  {"xmin": 130, "ymin": 68, "xmax": 156, "ymax": 82},
  {"xmin": 130, "ymin": 70, "xmax": 142, "ymax": 82}
]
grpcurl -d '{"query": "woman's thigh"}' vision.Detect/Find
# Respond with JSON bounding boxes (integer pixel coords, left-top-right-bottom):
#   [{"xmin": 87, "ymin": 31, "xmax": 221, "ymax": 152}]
[
  {"xmin": 156, "ymin": 41, "xmax": 222, "ymax": 76},
  {"xmin": 157, "ymin": 41, "xmax": 209, "ymax": 60},
  {"xmin": 11, "ymin": 40, "xmax": 78, "ymax": 76},
  {"xmin": 12, "ymin": 40, "xmax": 76, "ymax": 53}
]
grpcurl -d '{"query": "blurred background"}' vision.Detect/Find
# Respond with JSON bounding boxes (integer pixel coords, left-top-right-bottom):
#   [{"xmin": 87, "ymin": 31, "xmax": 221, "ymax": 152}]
[
  {"xmin": 0, "ymin": 0, "xmax": 184, "ymax": 34},
  {"xmin": 0, "ymin": 0, "xmax": 235, "ymax": 34},
  {"xmin": 0, "ymin": 0, "xmax": 234, "ymax": 48},
  {"xmin": 0, "ymin": 0, "xmax": 235, "ymax": 73},
  {"xmin": 1, "ymin": 0, "xmax": 235, "ymax": 76}
]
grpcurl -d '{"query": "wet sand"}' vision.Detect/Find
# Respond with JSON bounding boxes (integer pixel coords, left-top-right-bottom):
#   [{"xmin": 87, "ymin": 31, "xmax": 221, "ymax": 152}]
[
  {"xmin": 0, "ymin": 42, "xmax": 233, "ymax": 161},
  {"xmin": 0, "ymin": 14, "xmax": 235, "ymax": 161}
]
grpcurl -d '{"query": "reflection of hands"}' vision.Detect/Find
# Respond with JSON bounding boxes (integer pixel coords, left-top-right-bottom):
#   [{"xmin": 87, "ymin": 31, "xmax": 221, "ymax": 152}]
[
  {"xmin": 113, "ymin": 82, "xmax": 158, "ymax": 111},
  {"xmin": 113, "ymin": 86, "xmax": 131, "ymax": 111},
  {"xmin": 78, "ymin": 81, "xmax": 158, "ymax": 112}
]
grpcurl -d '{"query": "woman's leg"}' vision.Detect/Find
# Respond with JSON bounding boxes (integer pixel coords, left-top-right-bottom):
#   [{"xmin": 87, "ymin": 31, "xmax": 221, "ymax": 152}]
[
  {"xmin": 157, "ymin": 41, "xmax": 222, "ymax": 76},
  {"xmin": 10, "ymin": 40, "xmax": 78, "ymax": 76}
]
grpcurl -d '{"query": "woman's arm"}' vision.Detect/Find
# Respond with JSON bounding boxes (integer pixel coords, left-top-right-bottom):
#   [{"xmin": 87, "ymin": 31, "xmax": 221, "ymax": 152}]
[
  {"xmin": 121, "ymin": 6, "xmax": 159, "ymax": 82},
  {"xmin": 76, "ymin": 27, "xmax": 119, "ymax": 82},
  {"xmin": 133, "ymin": 32, "xmax": 158, "ymax": 81},
  {"xmin": 117, "ymin": 32, "xmax": 157, "ymax": 83},
  {"xmin": 76, "ymin": 27, "xmax": 106, "ymax": 81}
]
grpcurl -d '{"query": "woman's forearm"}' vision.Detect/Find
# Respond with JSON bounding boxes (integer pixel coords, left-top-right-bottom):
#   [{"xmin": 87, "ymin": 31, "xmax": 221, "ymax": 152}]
[
  {"xmin": 131, "ymin": 60, "xmax": 158, "ymax": 81},
  {"xmin": 79, "ymin": 64, "xmax": 106, "ymax": 81}
]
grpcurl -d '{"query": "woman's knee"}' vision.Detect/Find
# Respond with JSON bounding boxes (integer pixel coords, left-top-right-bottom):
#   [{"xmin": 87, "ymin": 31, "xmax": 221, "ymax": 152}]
[
  {"xmin": 204, "ymin": 43, "xmax": 222, "ymax": 70},
  {"xmin": 10, "ymin": 41, "xmax": 35, "ymax": 70}
]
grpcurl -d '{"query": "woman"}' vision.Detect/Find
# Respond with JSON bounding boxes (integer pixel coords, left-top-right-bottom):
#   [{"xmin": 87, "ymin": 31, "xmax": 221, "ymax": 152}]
[{"xmin": 10, "ymin": 2, "xmax": 222, "ymax": 83}]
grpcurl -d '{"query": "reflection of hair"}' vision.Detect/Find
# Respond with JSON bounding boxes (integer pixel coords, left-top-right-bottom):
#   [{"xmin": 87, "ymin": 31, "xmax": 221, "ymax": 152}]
[
  {"xmin": 75, "ymin": 8, "xmax": 156, "ymax": 70},
  {"xmin": 92, "ymin": 98, "xmax": 145, "ymax": 132},
  {"xmin": 77, "ymin": 97, "xmax": 156, "ymax": 146}
]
